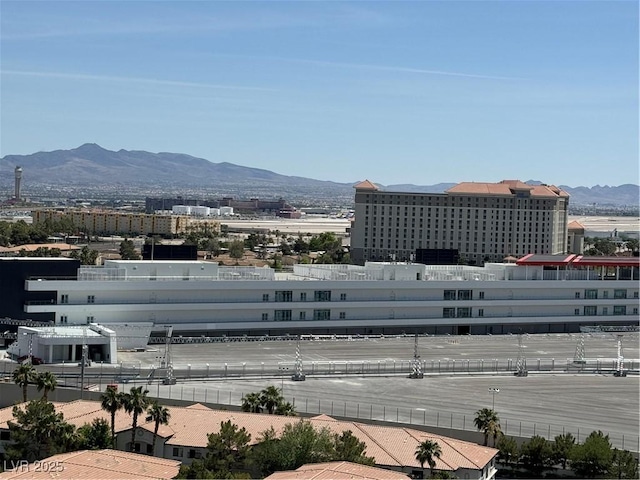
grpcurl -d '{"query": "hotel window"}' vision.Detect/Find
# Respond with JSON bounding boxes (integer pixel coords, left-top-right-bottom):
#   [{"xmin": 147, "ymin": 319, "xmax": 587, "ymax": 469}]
[
  {"xmin": 87, "ymin": 295, "xmax": 95, "ymax": 304},
  {"xmin": 574, "ymin": 292, "xmax": 580, "ymax": 299},
  {"xmin": 262, "ymin": 294, "xmax": 269, "ymax": 302},
  {"xmin": 603, "ymin": 291, "xmax": 609, "ymax": 299},
  {"xmin": 602, "ymin": 307, "xmax": 608, "ymax": 315},
  {"xmin": 457, "ymin": 307, "xmax": 471, "ymax": 318},
  {"xmin": 274, "ymin": 310, "xmax": 292, "ymax": 322},
  {"xmin": 479, "ymin": 291, "xmax": 485, "ymax": 300},
  {"xmin": 443, "ymin": 308, "xmax": 456, "ymax": 318},
  {"xmin": 478, "ymin": 309, "xmax": 484, "ymax": 317},
  {"xmin": 634, "ymin": 308, "xmax": 638, "ymax": 315},
  {"xmin": 299, "ymin": 312, "xmax": 306, "ymax": 320},
  {"xmin": 634, "ymin": 292, "xmax": 639, "ymax": 299},
  {"xmin": 584, "ymin": 306, "xmax": 597, "ymax": 316},
  {"xmin": 613, "ymin": 306, "xmax": 626, "ymax": 316},
  {"xmin": 458, "ymin": 290, "xmax": 472, "ymax": 300},
  {"xmin": 261, "ymin": 313, "xmax": 268, "ymax": 321},
  {"xmin": 574, "ymin": 309, "xmax": 580, "ymax": 315},
  {"xmin": 339, "ymin": 312, "xmax": 346, "ymax": 319},
  {"xmin": 443, "ymin": 290, "xmax": 456, "ymax": 301},
  {"xmin": 60, "ymin": 315, "xmax": 68, "ymax": 324},
  {"xmin": 313, "ymin": 309, "xmax": 331, "ymax": 321},
  {"xmin": 584, "ymin": 289, "xmax": 598, "ymax": 299},
  {"xmin": 275, "ymin": 291, "xmax": 292, "ymax": 302},
  {"xmin": 340, "ymin": 293, "xmax": 347, "ymax": 301},
  {"xmin": 61, "ymin": 294, "xmax": 68, "ymax": 304},
  {"xmin": 173, "ymin": 447, "xmax": 183, "ymax": 457},
  {"xmin": 314, "ymin": 290, "xmax": 332, "ymax": 302},
  {"xmin": 300, "ymin": 292, "xmax": 307, "ymax": 301},
  {"xmin": 86, "ymin": 316, "xmax": 94, "ymax": 323},
  {"xmin": 614, "ymin": 289, "xmax": 627, "ymax": 299}
]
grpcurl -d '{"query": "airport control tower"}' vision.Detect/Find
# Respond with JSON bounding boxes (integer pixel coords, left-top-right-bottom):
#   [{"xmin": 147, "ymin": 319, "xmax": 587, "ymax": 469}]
[{"xmin": 14, "ymin": 166, "xmax": 22, "ymax": 201}]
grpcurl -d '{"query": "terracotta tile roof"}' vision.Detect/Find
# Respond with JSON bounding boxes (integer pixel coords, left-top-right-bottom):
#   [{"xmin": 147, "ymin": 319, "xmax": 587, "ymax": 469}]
[
  {"xmin": 568, "ymin": 220, "xmax": 585, "ymax": 231},
  {"xmin": 0, "ymin": 400, "xmax": 496, "ymax": 473},
  {"xmin": 265, "ymin": 461, "xmax": 412, "ymax": 480},
  {"xmin": 354, "ymin": 180, "xmax": 380, "ymax": 191},
  {"xmin": 447, "ymin": 180, "xmax": 569, "ymax": 198},
  {"xmin": 0, "ymin": 449, "xmax": 180, "ymax": 479},
  {"xmin": 0, "ymin": 243, "xmax": 81, "ymax": 253}
]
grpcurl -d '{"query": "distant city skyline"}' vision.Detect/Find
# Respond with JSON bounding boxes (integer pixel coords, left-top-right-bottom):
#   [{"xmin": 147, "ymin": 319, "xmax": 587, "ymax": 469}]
[{"xmin": 1, "ymin": 1, "xmax": 638, "ymax": 188}]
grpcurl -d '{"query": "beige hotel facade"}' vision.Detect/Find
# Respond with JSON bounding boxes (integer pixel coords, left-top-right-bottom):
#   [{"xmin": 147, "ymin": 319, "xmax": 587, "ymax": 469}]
[{"xmin": 350, "ymin": 179, "xmax": 569, "ymax": 265}]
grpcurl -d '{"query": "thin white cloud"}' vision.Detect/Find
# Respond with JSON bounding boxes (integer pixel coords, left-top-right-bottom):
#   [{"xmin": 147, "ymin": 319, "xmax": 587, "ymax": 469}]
[
  {"xmin": 1, "ymin": 70, "xmax": 275, "ymax": 91},
  {"xmin": 282, "ymin": 57, "xmax": 522, "ymax": 81},
  {"xmin": 211, "ymin": 54, "xmax": 521, "ymax": 81}
]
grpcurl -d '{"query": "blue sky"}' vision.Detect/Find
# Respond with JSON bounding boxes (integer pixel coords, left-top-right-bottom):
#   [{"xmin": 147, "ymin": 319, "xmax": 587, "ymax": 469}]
[{"xmin": 1, "ymin": 1, "xmax": 638, "ymax": 187}]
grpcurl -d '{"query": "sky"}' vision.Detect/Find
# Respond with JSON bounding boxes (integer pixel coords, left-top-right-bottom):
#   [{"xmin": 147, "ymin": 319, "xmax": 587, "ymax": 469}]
[{"xmin": 1, "ymin": 1, "xmax": 638, "ymax": 188}]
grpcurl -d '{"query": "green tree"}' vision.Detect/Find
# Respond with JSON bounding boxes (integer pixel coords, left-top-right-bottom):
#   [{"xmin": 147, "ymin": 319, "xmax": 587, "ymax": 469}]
[
  {"xmin": 203, "ymin": 238, "xmax": 221, "ymax": 257},
  {"xmin": 146, "ymin": 400, "xmax": 171, "ymax": 455},
  {"xmin": 520, "ymin": 435, "xmax": 553, "ymax": 476},
  {"xmin": 70, "ymin": 245, "xmax": 99, "ymax": 265},
  {"xmin": 119, "ymin": 239, "xmax": 140, "ymax": 260},
  {"xmin": 13, "ymin": 363, "xmax": 36, "ymax": 403},
  {"xmin": 415, "ymin": 439, "xmax": 442, "ymax": 477},
  {"xmin": 609, "ymin": 448, "xmax": 639, "ymax": 479},
  {"xmin": 100, "ymin": 385, "xmax": 124, "ymax": 443},
  {"xmin": 121, "ymin": 386, "xmax": 150, "ymax": 452},
  {"xmin": 570, "ymin": 430, "xmax": 613, "ymax": 478},
  {"xmin": 35, "ymin": 371, "xmax": 57, "ymax": 401},
  {"xmin": 624, "ymin": 238, "xmax": 639, "ymax": 253},
  {"xmin": 228, "ymin": 239, "xmax": 245, "ymax": 263},
  {"xmin": 240, "ymin": 392, "xmax": 263, "ymax": 413},
  {"xmin": 252, "ymin": 420, "xmax": 335, "ymax": 476},
  {"xmin": 206, "ymin": 420, "xmax": 252, "ymax": 474},
  {"xmin": 333, "ymin": 430, "xmax": 374, "ymax": 465},
  {"xmin": 77, "ymin": 418, "xmax": 113, "ymax": 449},
  {"xmin": 473, "ymin": 408, "xmax": 501, "ymax": 446},
  {"xmin": 6, "ymin": 400, "xmax": 76, "ymax": 462},
  {"xmin": 496, "ymin": 435, "xmax": 519, "ymax": 468},
  {"xmin": 260, "ymin": 385, "xmax": 285, "ymax": 415},
  {"xmin": 552, "ymin": 432, "xmax": 575, "ymax": 470}
]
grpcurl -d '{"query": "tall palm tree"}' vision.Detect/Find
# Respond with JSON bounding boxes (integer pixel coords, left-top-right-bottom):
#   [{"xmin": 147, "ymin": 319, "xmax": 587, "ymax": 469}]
[
  {"xmin": 145, "ymin": 400, "xmax": 170, "ymax": 456},
  {"xmin": 35, "ymin": 371, "xmax": 58, "ymax": 401},
  {"xmin": 13, "ymin": 363, "xmax": 36, "ymax": 403},
  {"xmin": 474, "ymin": 408, "xmax": 501, "ymax": 446},
  {"xmin": 415, "ymin": 439, "xmax": 442, "ymax": 477},
  {"xmin": 259, "ymin": 385, "xmax": 283, "ymax": 415},
  {"xmin": 121, "ymin": 386, "xmax": 150, "ymax": 452},
  {"xmin": 241, "ymin": 392, "xmax": 263, "ymax": 413},
  {"xmin": 100, "ymin": 385, "xmax": 124, "ymax": 444}
]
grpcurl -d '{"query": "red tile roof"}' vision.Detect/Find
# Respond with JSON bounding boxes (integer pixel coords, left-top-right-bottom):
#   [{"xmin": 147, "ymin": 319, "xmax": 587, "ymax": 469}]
[
  {"xmin": 265, "ymin": 461, "xmax": 412, "ymax": 480},
  {"xmin": 0, "ymin": 449, "xmax": 180, "ymax": 480},
  {"xmin": 0, "ymin": 400, "xmax": 497, "ymax": 473},
  {"xmin": 447, "ymin": 180, "xmax": 569, "ymax": 198},
  {"xmin": 354, "ymin": 180, "xmax": 380, "ymax": 191}
]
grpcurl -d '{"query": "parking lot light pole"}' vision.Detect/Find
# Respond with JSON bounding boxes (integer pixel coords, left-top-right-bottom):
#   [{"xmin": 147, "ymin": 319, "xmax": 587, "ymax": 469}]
[{"xmin": 489, "ymin": 387, "xmax": 500, "ymax": 410}]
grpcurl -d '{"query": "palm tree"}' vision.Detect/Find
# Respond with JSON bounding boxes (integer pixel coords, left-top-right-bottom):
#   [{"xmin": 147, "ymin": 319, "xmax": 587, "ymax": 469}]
[
  {"xmin": 100, "ymin": 385, "xmax": 124, "ymax": 444},
  {"xmin": 241, "ymin": 392, "xmax": 263, "ymax": 413},
  {"xmin": 474, "ymin": 408, "xmax": 501, "ymax": 446},
  {"xmin": 259, "ymin": 385, "xmax": 283, "ymax": 415},
  {"xmin": 13, "ymin": 363, "xmax": 36, "ymax": 402},
  {"xmin": 415, "ymin": 439, "xmax": 442, "ymax": 477},
  {"xmin": 35, "ymin": 371, "xmax": 57, "ymax": 401},
  {"xmin": 121, "ymin": 386, "xmax": 150, "ymax": 452},
  {"xmin": 145, "ymin": 400, "xmax": 170, "ymax": 456}
]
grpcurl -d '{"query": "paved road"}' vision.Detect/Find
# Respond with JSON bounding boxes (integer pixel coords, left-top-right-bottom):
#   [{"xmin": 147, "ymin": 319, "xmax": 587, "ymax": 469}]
[{"xmin": 112, "ymin": 334, "xmax": 640, "ymax": 452}]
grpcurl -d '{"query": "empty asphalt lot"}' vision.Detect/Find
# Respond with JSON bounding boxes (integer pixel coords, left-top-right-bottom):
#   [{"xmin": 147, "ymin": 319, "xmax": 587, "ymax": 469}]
[{"xmin": 115, "ymin": 333, "xmax": 640, "ymax": 451}]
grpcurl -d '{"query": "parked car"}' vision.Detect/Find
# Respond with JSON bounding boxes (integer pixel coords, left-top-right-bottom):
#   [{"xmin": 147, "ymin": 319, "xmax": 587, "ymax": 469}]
[{"xmin": 17, "ymin": 355, "xmax": 43, "ymax": 365}]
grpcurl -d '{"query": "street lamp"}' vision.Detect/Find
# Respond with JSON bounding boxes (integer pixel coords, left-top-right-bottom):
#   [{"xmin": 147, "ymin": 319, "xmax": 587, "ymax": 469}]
[{"xmin": 488, "ymin": 387, "xmax": 500, "ymax": 411}]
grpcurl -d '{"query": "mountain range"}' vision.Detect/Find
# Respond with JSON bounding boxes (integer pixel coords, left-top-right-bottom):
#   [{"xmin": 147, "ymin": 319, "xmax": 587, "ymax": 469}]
[{"xmin": 1, "ymin": 144, "xmax": 638, "ymax": 206}]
